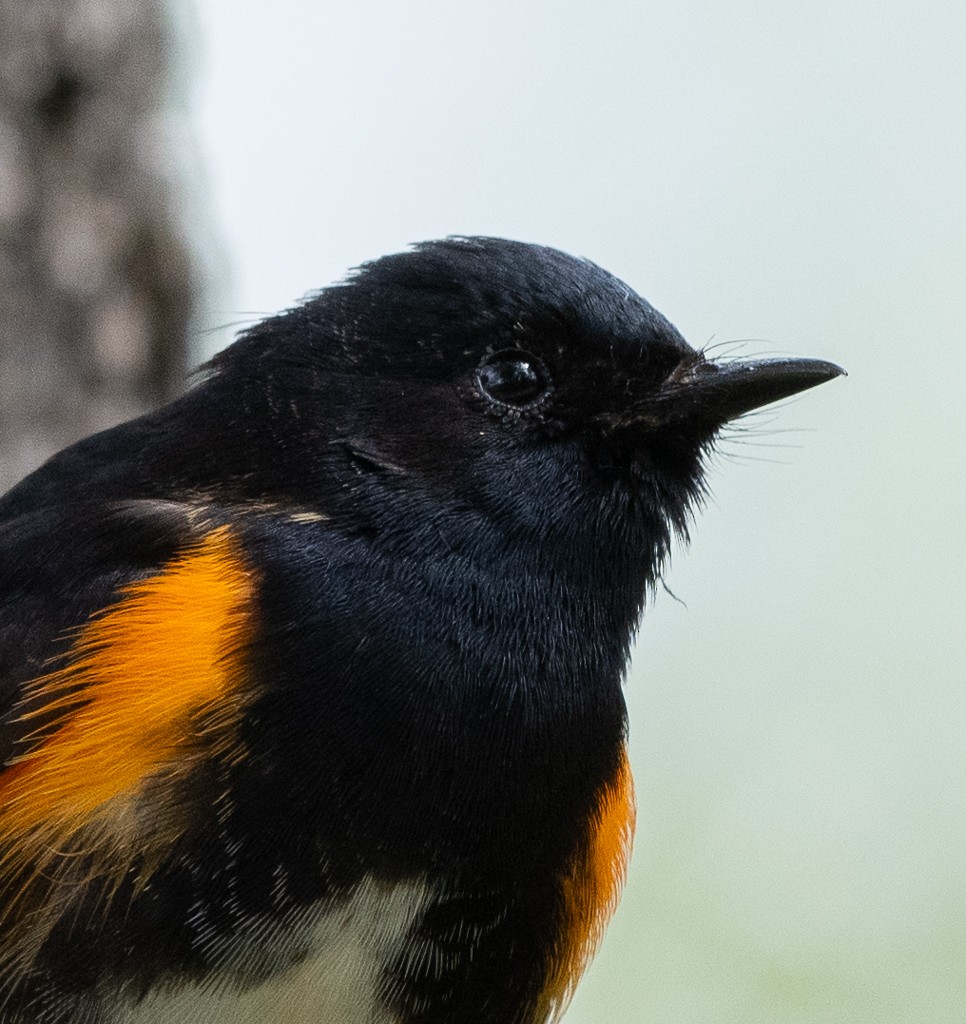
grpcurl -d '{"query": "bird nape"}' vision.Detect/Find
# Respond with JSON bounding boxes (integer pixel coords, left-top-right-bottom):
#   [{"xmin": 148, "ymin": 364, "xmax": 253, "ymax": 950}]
[{"xmin": 0, "ymin": 237, "xmax": 842, "ymax": 1024}]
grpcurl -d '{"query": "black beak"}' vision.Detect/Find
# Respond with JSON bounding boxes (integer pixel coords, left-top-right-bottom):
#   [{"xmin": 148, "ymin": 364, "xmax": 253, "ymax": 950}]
[{"xmin": 664, "ymin": 357, "xmax": 846, "ymax": 424}]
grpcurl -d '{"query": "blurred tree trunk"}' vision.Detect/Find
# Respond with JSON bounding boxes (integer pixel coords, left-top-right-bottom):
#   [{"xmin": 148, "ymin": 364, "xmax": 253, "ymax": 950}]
[{"xmin": 0, "ymin": 0, "xmax": 197, "ymax": 494}]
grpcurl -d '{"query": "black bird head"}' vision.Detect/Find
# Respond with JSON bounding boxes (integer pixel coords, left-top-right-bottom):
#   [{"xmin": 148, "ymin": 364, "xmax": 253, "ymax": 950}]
[
  {"xmin": 2, "ymin": 236, "xmax": 842, "ymax": 592},
  {"xmin": 197, "ymin": 237, "xmax": 841, "ymax": 571}
]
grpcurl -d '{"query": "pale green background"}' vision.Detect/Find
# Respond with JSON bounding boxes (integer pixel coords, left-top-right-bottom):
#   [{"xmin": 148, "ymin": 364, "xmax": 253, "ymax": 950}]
[{"xmin": 188, "ymin": 2, "xmax": 966, "ymax": 1020}]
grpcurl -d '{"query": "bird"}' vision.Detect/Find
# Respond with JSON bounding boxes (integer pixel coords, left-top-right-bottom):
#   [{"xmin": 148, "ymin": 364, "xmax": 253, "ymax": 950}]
[{"xmin": 0, "ymin": 236, "xmax": 842, "ymax": 1024}]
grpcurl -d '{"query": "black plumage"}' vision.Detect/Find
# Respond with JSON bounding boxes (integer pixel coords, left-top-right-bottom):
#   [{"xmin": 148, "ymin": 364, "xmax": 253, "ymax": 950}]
[{"xmin": 0, "ymin": 238, "xmax": 842, "ymax": 1023}]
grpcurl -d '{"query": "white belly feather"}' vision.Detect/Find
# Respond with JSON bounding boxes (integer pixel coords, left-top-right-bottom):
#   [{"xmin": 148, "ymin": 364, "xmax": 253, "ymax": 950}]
[{"xmin": 105, "ymin": 877, "xmax": 434, "ymax": 1024}]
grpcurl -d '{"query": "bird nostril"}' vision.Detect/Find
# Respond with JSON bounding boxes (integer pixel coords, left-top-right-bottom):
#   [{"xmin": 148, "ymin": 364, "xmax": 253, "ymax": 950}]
[{"xmin": 665, "ymin": 356, "xmax": 717, "ymax": 386}]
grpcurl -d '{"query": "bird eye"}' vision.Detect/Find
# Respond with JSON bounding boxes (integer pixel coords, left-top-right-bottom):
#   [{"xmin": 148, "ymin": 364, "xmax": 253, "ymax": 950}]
[{"xmin": 476, "ymin": 351, "xmax": 548, "ymax": 406}]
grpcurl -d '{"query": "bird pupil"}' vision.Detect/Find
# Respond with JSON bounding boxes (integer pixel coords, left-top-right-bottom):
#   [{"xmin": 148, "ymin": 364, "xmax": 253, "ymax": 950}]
[{"xmin": 477, "ymin": 353, "xmax": 544, "ymax": 405}]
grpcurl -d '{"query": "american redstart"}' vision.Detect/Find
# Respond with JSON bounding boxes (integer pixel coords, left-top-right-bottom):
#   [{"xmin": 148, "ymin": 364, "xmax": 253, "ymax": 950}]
[{"xmin": 0, "ymin": 237, "xmax": 842, "ymax": 1023}]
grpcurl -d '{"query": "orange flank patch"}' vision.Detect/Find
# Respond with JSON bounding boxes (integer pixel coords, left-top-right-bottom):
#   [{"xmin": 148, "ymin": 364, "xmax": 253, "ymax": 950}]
[
  {"xmin": 0, "ymin": 527, "xmax": 255, "ymax": 967},
  {"xmin": 538, "ymin": 746, "xmax": 636, "ymax": 1021}
]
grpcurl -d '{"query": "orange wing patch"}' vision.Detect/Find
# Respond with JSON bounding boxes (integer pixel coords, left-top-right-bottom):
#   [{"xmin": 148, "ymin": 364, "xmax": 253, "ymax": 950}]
[
  {"xmin": 537, "ymin": 746, "xmax": 636, "ymax": 1022},
  {"xmin": 0, "ymin": 526, "xmax": 255, "ymax": 973}
]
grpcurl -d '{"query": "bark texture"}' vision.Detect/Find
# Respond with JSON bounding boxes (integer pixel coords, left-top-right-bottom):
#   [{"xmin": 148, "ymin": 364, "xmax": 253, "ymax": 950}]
[{"xmin": 0, "ymin": 0, "xmax": 196, "ymax": 494}]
